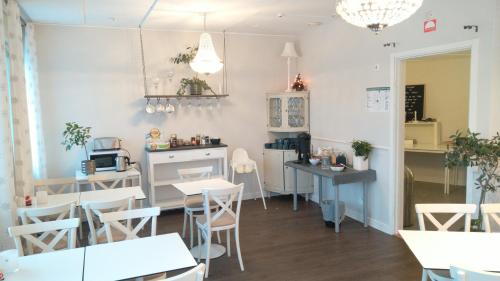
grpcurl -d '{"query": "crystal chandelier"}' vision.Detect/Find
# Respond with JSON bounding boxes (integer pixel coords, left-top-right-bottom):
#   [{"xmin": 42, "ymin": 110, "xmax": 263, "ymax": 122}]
[
  {"xmin": 190, "ymin": 13, "xmax": 223, "ymax": 75},
  {"xmin": 336, "ymin": 0, "xmax": 423, "ymax": 33}
]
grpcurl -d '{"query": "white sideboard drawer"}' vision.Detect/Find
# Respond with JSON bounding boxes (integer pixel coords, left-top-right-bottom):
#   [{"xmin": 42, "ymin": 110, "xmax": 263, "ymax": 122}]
[{"xmin": 148, "ymin": 148, "xmax": 227, "ymax": 164}]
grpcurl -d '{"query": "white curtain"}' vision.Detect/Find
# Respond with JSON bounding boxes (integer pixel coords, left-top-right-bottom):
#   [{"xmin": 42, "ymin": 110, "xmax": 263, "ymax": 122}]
[
  {"xmin": 24, "ymin": 23, "xmax": 46, "ymax": 179},
  {"xmin": 0, "ymin": 0, "xmax": 34, "ymax": 250}
]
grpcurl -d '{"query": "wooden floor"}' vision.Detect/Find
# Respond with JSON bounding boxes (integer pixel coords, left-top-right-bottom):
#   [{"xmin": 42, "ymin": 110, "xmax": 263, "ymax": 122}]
[{"xmin": 157, "ymin": 196, "xmax": 422, "ymax": 281}]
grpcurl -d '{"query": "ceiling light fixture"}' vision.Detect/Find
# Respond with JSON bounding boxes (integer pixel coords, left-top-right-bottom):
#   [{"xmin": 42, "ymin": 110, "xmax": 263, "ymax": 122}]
[
  {"xmin": 190, "ymin": 13, "xmax": 223, "ymax": 75},
  {"xmin": 335, "ymin": 0, "xmax": 423, "ymax": 33}
]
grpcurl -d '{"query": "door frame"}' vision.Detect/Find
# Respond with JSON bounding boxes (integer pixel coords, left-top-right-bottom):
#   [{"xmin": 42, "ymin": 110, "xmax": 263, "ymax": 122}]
[{"xmin": 389, "ymin": 39, "xmax": 480, "ymax": 234}]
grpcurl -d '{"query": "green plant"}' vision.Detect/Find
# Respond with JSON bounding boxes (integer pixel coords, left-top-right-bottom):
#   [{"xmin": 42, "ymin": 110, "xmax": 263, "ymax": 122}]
[
  {"xmin": 445, "ymin": 130, "xmax": 500, "ymax": 226},
  {"xmin": 176, "ymin": 77, "xmax": 216, "ymax": 96},
  {"xmin": 170, "ymin": 46, "xmax": 198, "ymax": 65},
  {"xmin": 352, "ymin": 140, "xmax": 373, "ymax": 160},
  {"xmin": 62, "ymin": 122, "xmax": 92, "ymax": 160}
]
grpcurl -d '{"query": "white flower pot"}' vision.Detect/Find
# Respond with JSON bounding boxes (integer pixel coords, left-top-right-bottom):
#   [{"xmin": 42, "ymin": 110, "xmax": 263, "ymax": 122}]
[{"xmin": 353, "ymin": 156, "xmax": 369, "ymax": 171}]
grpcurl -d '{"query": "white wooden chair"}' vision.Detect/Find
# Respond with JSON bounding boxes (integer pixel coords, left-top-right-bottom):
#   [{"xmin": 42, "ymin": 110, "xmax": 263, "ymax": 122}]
[
  {"xmin": 83, "ymin": 197, "xmax": 135, "ymax": 245},
  {"xmin": 178, "ymin": 167, "xmax": 220, "ymax": 249},
  {"xmin": 196, "ymin": 184, "xmax": 245, "ymax": 278},
  {"xmin": 17, "ymin": 202, "xmax": 76, "ymax": 255},
  {"xmin": 415, "ymin": 204, "xmax": 477, "ymax": 281},
  {"xmin": 230, "ymin": 148, "xmax": 267, "ymax": 210},
  {"xmin": 99, "ymin": 207, "xmax": 164, "ymax": 281},
  {"xmin": 481, "ymin": 204, "xmax": 500, "ymax": 233},
  {"xmin": 160, "ymin": 263, "xmax": 205, "ymax": 281},
  {"xmin": 88, "ymin": 172, "xmax": 129, "ymax": 190},
  {"xmin": 428, "ymin": 265, "xmax": 500, "ymax": 281},
  {"xmin": 8, "ymin": 218, "xmax": 79, "ymax": 257},
  {"xmin": 33, "ymin": 177, "xmax": 78, "ymax": 195}
]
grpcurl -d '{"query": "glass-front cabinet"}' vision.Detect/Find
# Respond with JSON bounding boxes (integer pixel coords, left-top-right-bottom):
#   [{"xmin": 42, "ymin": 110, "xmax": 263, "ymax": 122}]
[{"xmin": 266, "ymin": 92, "xmax": 309, "ymax": 132}]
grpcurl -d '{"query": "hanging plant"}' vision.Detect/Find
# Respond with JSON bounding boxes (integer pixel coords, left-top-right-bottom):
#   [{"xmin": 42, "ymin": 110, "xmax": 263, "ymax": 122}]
[
  {"xmin": 177, "ymin": 77, "xmax": 216, "ymax": 96},
  {"xmin": 170, "ymin": 46, "xmax": 198, "ymax": 65}
]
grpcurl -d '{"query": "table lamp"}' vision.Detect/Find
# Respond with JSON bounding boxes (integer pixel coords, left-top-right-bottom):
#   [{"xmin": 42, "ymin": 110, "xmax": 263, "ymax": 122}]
[{"xmin": 281, "ymin": 42, "xmax": 299, "ymax": 92}]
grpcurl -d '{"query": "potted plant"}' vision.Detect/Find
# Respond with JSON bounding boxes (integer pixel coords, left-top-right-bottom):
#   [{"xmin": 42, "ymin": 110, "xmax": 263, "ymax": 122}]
[
  {"xmin": 170, "ymin": 47, "xmax": 216, "ymax": 96},
  {"xmin": 176, "ymin": 77, "xmax": 216, "ymax": 96},
  {"xmin": 62, "ymin": 122, "xmax": 94, "ymax": 175},
  {"xmin": 352, "ymin": 140, "xmax": 373, "ymax": 170},
  {"xmin": 445, "ymin": 130, "xmax": 500, "ymax": 230}
]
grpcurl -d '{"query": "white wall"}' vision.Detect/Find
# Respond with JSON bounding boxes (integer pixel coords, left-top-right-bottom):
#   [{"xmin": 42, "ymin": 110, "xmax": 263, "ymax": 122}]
[
  {"xmin": 299, "ymin": 0, "xmax": 500, "ymax": 234},
  {"xmin": 35, "ymin": 24, "xmax": 294, "ymax": 199}
]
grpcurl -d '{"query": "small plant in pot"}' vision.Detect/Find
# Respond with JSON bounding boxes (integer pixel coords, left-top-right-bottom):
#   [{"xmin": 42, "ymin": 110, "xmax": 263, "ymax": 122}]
[
  {"xmin": 176, "ymin": 77, "xmax": 216, "ymax": 96},
  {"xmin": 62, "ymin": 122, "xmax": 94, "ymax": 175},
  {"xmin": 445, "ymin": 130, "xmax": 500, "ymax": 231},
  {"xmin": 352, "ymin": 140, "xmax": 373, "ymax": 171}
]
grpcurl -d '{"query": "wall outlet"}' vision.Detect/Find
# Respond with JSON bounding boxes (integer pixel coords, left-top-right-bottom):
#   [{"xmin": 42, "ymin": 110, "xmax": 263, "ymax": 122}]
[{"xmin": 373, "ymin": 64, "xmax": 380, "ymax": 71}]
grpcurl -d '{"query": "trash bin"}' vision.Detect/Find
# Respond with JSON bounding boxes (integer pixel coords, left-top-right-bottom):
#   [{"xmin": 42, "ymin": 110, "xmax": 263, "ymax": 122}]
[
  {"xmin": 321, "ymin": 200, "xmax": 346, "ymax": 228},
  {"xmin": 404, "ymin": 166, "xmax": 415, "ymax": 227}
]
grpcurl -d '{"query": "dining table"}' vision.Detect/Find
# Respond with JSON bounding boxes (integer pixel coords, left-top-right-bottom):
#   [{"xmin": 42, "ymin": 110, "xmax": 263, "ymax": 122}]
[
  {"xmin": 399, "ymin": 230, "xmax": 500, "ymax": 271},
  {"xmin": 173, "ymin": 178, "xmax": 237, "ymax": 259}
]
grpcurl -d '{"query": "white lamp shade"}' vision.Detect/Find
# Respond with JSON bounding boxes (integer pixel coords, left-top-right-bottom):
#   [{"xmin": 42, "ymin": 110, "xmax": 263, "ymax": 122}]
[
  {"xmin": 190, "ymin": 32, "xmax": 223, "ymax": 75},
  {"xmin": 281, "ymin": 42, "xmax": 299, "ymax": 58}
]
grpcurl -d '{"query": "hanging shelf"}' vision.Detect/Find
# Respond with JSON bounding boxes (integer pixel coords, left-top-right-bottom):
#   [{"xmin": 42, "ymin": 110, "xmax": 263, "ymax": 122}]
[{"xmin": 144, "ymin": 94, "xmax": 229, "ymax": 99}]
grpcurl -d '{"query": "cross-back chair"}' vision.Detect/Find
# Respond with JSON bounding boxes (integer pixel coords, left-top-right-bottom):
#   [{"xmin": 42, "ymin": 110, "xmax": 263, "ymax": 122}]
[
  {"xmin": 428, "ymin": 265, "xmax": 500, "ymax": 281},
  {"xmin": 33, "ymin": 177, "xmax": 78, "ymax": 195},
  {"xmin": 83, "ymin": 197, "xmax": 135, "ymax": 245},
  {"xmin": 415, "ymin": 204, "xmax": 477, "ymax": 281},
  {"xmin": 8, "ymin": 218, "xmax": 79, "ymax": 257},
  {"xmin": 99, "ymin": 207, "xmax": 160, "ymax": 242},
  {"xmin": 481, "ymin": 204, "xmax": 500, "ymax": 233},
  {"xmin": 196, "ymin": 183, "xmax": 245, "ymax": 278},
  {"xmin": 17, "ymin": 202, "xmax": 76, "ymax": 255},
  {"xmin": 161, "ymin": 263, "xmax": 205, "ymax": 281},
  {"xmin": 88, "ymin": 172, "xmax": 129, "ymax": 190},
  {"xmin": 177, "ymin": 166, "xmax": 220, "ymax": 249}
]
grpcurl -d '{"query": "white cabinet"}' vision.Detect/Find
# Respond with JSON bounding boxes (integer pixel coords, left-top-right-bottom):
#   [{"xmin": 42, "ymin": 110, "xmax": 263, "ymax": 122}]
[
  {"xmin": 263, "ymin": 149, "xmax": 313, "ymax": 195},
  {"xmin": 266, "ymin": 92, "xmax": 309, "ymax": 132}
]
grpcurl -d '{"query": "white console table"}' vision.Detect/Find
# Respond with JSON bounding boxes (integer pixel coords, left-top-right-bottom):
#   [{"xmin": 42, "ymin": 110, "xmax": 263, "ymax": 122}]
[{"xmin": 146, "ymin": 144, "xmax": 228, "ymax": 210}]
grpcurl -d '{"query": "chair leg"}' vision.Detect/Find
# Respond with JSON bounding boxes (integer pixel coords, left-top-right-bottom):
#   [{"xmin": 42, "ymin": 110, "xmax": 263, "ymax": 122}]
[
  {"xmin": 182, "ymin": 210, "xmax": 187, "ymax": 238},
  {"xmin": 254, "ymin": 166, "xmax": 267, "ymax": 210},
  {"xmin": 197, "ymin": 227, "xmax": 202, "ymax": 263},
  {"xmin": 231, "ymin": 167, "xmax": 235, "ymax": 184},
  {"xmin": 227, "ymin": 229, "xmax": 231, "ymax": 257},
  {"xmin": 235, "ymin": 227, "xmax": 244, "ymax": 271},
  {"xmin": 205, "ymin": 233, "xmax": 212, "ymax": 278},
  {"xmin": 217, "ymin": 231, "xmax": 221, "ymax": 243},
  {"xmin": 190, "ymin": 213, "xmax": 194, "ymax": 249},
  {"xmin": 422, "ymin": 269, "xmax": 428, "ymax": 281}
]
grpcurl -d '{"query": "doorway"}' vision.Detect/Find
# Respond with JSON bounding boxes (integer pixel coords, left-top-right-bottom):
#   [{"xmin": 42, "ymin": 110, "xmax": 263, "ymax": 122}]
[
  {"xmin": 389, "ymin": 40, "xmax": 480, "ymax": 234},
  {"xmin": 402, "ymin": 51, "xmax": 471, "ymax": 230}
]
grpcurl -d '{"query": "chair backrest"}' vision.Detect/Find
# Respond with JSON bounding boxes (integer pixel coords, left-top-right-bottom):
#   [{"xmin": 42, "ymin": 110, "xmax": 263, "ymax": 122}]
[
  {"xmin": 99, "ymin": 207, "xmax": 160, "ymax": 243},
  {"xmin": 83, "ymin": 197, "xmax": 135, "ymax": 245},
  {"xmin": 178, "ymin": 166, "xmax": 213, "ymax": 181},
  {"xmin": 33, "ymin": 177, "xmax": 77, "ymax": 195},
  {"xmin": 8, "ymin": 218, "xmax": 80, "ymax": 256},
  {"xmin": 481, "ymin": 204, "xmax": 500, "ymax": 233},
  {"xmin": 231, "ymin": 148, "xmax": 250, "ymax": 166},
  {"xmin": 88, "ymin": 173, "xmax": 128, "ymax": 190},
  {"xmin": 164, "ymin": 263, "xmax": 205, "ymax": 281},
  {"xmin": 17, "ymin": 202, "xmax": 76, "ymax": 255},
  {"xmin": 415, "ymin": 204, "xmax": 477, "ymax": 232},
  {"xmin": 450, "ymin": 266, "xmax": 500, "ymax": 281},
  {"xmin": 202, "ymin": 184, "xmax": 244, "ymax": 229}
]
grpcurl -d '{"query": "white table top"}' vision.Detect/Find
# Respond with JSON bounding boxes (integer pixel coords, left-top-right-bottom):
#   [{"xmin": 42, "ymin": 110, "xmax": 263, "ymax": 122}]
[
  {"xmin": 173, "ymin": 178, "xmax": 237, "ymax": 196},
  {"xmin": 79, "ymin": 186, "xmax": 146, "ymax": 204},
  {"xmin": 83, "ymin": 233, "xmax": 197, "ymax": 281},
  {"xmin": 75, "ymin": 167, "xmax": 141, "ymax": 181},
  {"xmin": 16, "ymin": 192, "xmax": 80, "ymax": 211},
  {"xmin": 399, "ymin": 230, "xmax": 500, "ymax": 271},
  {"xmin": 5, "ymin": 248, "xmax": 84, "ymax": 281}
]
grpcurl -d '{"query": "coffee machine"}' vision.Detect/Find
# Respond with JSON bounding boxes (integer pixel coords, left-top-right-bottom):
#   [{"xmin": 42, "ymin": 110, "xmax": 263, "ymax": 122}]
[{"xmin": 296, "ymin": 133, "xmax": 311, "ymax": 164}]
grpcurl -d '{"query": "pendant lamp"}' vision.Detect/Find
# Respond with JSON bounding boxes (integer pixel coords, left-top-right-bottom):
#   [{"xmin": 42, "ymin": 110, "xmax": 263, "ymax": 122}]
[{"xmin": 190, "ymin": 13, "xmax": 223, "ymax": 75}]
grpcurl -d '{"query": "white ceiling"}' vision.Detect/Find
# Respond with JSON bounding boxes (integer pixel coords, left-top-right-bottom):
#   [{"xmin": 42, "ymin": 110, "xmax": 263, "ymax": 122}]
[{"xmin": 18, "ymin": 0, "xmax": 336, "ymax": 35}]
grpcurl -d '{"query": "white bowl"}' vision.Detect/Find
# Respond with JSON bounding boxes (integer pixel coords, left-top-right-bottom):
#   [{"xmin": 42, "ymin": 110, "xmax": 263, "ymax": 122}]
[
  {"xmin": 330, "ymin": 165, "xmax": 345, "ymax": 172},
  {"xmin": 309, "ymin": 158, "xmax": 320, "ymax": 166}
]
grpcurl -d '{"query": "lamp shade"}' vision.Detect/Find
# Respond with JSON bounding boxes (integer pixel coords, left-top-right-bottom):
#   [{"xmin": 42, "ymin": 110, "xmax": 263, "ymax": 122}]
[
  {"xmin": 281, "ymin": 42, "xmax": 299, "ymax": 58},
  {"xmin": 190, "ymin": 32, "xmax": 223, "ymax": 75}
]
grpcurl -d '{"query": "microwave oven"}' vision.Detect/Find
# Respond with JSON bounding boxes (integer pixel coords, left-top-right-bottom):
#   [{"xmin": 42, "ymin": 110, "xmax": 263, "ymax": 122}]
[{"xmin": 89, "ymin": 150, "xmax": 127, "ymax": 171}]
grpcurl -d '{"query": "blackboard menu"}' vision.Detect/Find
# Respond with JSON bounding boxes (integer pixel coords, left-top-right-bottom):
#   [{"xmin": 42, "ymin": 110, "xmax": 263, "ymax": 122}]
[{"xmin": 405, "ymin": 85, "xmax": 425, "ymax": 122}]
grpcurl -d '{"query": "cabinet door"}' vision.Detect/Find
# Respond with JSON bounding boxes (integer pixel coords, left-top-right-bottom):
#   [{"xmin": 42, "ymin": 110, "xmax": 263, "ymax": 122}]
[
  {"xmin": 284, "ymin": 150, "xmax": 313, "ymax": 194},
  {"xmin": 267, "ymin": 96, "xmax": 283, "ymax": 129},
  {"xmin": 284, "ymin": 93, "xmax": 309, "ymax": 132},
  {"xmin": 263, "ymin": 149, "xmax": 284, "ymax": 193}
]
